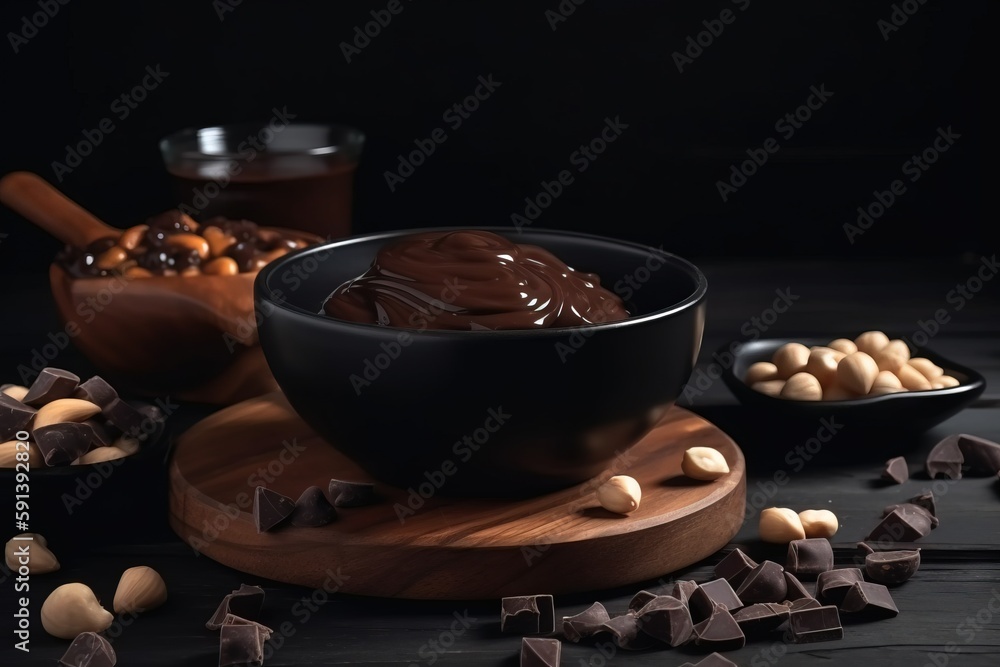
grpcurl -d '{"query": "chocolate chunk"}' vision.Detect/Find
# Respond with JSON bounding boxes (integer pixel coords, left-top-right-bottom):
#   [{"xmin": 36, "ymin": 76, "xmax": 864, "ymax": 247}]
[
  {"xmin": 926, "ymin": 435, "xmax": 964, "ymax": 479},
  {"xmin": 714, "ymin": 548, "xmax": 758, "ymax": 589},
  {"xmin": 786, "ymin": 538, "xmax": 834, "ymax": 579},
  {"xmin": 783, "ymin": 572, "xmax": 813, "ymax": 601},
  {"xmin": 501, "ymin": 595, "xmax": 554, "ymax": 635},
  {"xmin": 58, "ymin": 631, "xmax": 116, "ymax": 667},
  {"xmin": 328, "ymin": 479, "xmax": 378, "ymax": 507},
  {"xmin": 33, "ymin": 422, "xmax": 101, "ymax": 465},
  {"xmin": 520, "ymin": 637, "xmax": 561, "ymax": 667},
  {"xmin": 628, "ymin": 589, "xmax": 657, "ymax": 613},
  {"xmin": 207, "ymin": 585, "xmax": 266, "ymax": 629},
  {"xmin": 869, "ymin": 508, "xmax": 932, "ymax": 543},
  {"xmin": 74, "ymin": 376, "xmax": 119, "ymax": 408},
  {"xmin": 692, "ymin": 603, "xmax": 745, "ymax": 651},
  {"xmin": 906, "ymin": 491, "xmax": 937, "ymax": 517},
  {"xmin": 732, "ymin": 603, "xmax": 790, "ymax": 637},
  {"xmin": 562, "ymin": 602, "xmax": 610, "ymax": 642},
  {"xmin": 840, "ymin": 582, "xmax": 899, "ymax": 620},
  {"xmin": 957, "ymin": 434, "xmax": 1000, "ymax": 475},
  {"xmin": 635, "ymin": 595, "xmax": 693, "ymax": 646},
  {"xmin": 864, "ymin": 548, "xmax": 921, "ymax": 585},
  {"xmin": 222, "ymin": 613, "xmax": 273, "ymax": 642},
  {"xmin": 135, "ymin": 403, "xmax": 166, "ymax": 441},
  {"xmin": 290, "ymin": 486, "xmax": 337, "ymax": 527},
  {"xmin": 882, "ymin": 456, "xmax": 909, "ymax": 484},
  {"xmin": 679, "ymin": 653, "xmax": 739, "ymax": 667},
  {"xmin": 690, "ymin": 578, "xmax": 743, "ymax": 621},
  {"xmin": 102, "ymin": 398, "xmax": 147, "ymax": 438},
  {"xmin": 22, "ymin": 368, "xmax": 80, "ymax": 407},
  {"xmin": 670, "ymin": 580, "xmax": 699, "ymax": 607},
  {"xmin": 83, "ymin": 419, "xmax": 114, "ymax": 447},
  {"xmin": 816, "ymin": 569, "xmax": 864, "ymax": 606},
  {"xmin": 788, "ymin": 605, "xmax": 843, "ymax": 643},
  {"xmin": 0, "ymin": 393, "xmax": 36, "ymax": 441},
  {"xmin": 882, "ymin": 502, "xmax": 939, "ymax": 529},
  {"xmin": 254, "ymin": 487, "xmax": 295, "ymax": 532},
  {"xmin": 219, "ymin": 623, "xmax": 264, "ymax": 667},
  {"xmin": 787, "ymin": 598, "xmax": 822, "ymax": 612},
  {"xmin": 736, "ymin": 561, "xmax": 787, "ymax": 603},
  {"xmin": 601, "ymin": 613, "xmax": 657, "ymax": 650}
]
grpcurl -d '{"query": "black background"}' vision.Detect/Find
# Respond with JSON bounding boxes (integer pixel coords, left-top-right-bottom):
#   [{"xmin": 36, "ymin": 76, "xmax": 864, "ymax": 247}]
[{"xmin": 0, "ymin": 0, "xmax": 992, "ymax": 277}]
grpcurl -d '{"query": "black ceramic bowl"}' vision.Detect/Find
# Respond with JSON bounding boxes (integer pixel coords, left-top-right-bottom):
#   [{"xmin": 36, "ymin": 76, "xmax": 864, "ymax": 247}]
[
  {"xmin": 255, "ymin": 227, "xmax": 707, "ymax": 496},
  {"xmin": 722, "ymin": 338, "xmax": 986, "ymax": 435}
]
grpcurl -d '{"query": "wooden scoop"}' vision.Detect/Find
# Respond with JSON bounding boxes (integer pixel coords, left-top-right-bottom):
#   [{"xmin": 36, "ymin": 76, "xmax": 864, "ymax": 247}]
[{"xmin": 0, "ymin": 171, "xmax": 122, "ymax": 247}]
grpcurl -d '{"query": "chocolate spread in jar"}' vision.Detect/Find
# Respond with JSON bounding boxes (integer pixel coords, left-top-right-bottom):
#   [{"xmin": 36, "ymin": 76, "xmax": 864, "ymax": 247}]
[{"xmin": 321, "ymin": 230, "xmax": 630, "ymax": 331}]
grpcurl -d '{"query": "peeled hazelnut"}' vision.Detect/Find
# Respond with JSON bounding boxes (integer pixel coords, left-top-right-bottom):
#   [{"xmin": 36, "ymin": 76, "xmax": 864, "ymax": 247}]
[
  {"xmin": 124, "ymin": 266, "xmax": 154, "ymax": 279},
  {"xmin": 202, "ymin": 226, "xmax": 236, "ymax": 257},
  {"xmin": 41, "ymin": 583, "xmax": 114, "ymax": 639},
  {"xmin": 744, "ymin": 362, "xmax": 779, "ymax": 385},
  {"xmin": 203, "ymin": 256, "xmax": 239, "ymax": 276},
  {"xmin": 751, "ymin": 380, "xmax": 785, "ymax": 397},
  {"xmin": 4, "ymin": 533, "xmax": 60, "ymax": 574},
  {"xmin": 759, "ymin": 507, "xmax": 806, "ymax": 543},
  {"xmin": 872, "ymin": 339, "xmax": 911, "ymax": 374},
  {"xmin": 869, "ymin": 370, "xmax": 904, "ymax": 396},
  {"xmin": 114, "ymin": 436, "xmax": 141, "ymax": 456},
  {"xmin": 909, "ymin": 357, "xmax": 944, "ymax": 379},
  {"xmin": 932, "ymin": 375, "xmax": 960, "ymax": 389},
  {"xmin": 75, "ymin": 446, "xmax": 129, "ymax": 465},
  {"xmin": 780, "ymin": 372, "xmax": 823, "ymax": 401},
  {"xmin": 0, "ymin": 441, "xmax": 45, "ymax": 468},
  {"xmin": 823, "ymin": 383, "xmax": 859, "ymax": 401},
  {"xmin": 167, "ymin": 232, "xmax": 211, "ymax": 259},
  {"xmin": 805, "ymin": 348, "xmax": 840, "ymax": 388},
  {"xmin": 95, "ymin": 246, "xmax": 129, "ymax": 271},
  {"xmin": 114, "ymin": 565, "xmax": 168, "ymax": 614},
  {"xmin": 798, "ymin": 509, "xmax": 839, "ymax": 538},
  {"xmin": 1, "ymin": 384, "xmax": 30, "ymax": 401},
  {"xmin": 854, "ymin": 331, "xmax": 890, "ymax": 355},
  {"xmin": 33, "ymin": 398, "xmax": 102, "ymax": 430},
  {"xmin": 837, "ymin": 352, "xmax": 879, "ymax": 395},
  {"xmin": 898, "ymin": 364, "xmax": 933, "ymax": 391},
  {"xmin": 681, "ymin": 446, "xmax": 730, "ymax": 481},
  {"xmin": 119, "ymin": 224, "xmax": 149, "ymax": 250},
  {"xmin": 596, "ymin": 475, "xmax": 642, "ymax": 514},
  {"xmin": 772, "ymin": 343, "xmax": 810, "ymax": 380},
  {"xmin": 827, "ymin": 338, "xmax": 858, "ymax": 355}
]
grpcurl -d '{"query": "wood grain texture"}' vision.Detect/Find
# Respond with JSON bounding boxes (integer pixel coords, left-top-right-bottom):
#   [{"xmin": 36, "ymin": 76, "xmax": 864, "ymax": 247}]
[{"xmin": 168, "ymin": 393, "xmax": 746, "ymax": 599}]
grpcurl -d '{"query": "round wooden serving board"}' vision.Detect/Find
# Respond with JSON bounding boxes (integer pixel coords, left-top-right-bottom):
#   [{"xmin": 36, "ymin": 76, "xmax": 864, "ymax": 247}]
[{"xmin": 168, "ymin": 393, "xmax": 746, "ymax": 599}]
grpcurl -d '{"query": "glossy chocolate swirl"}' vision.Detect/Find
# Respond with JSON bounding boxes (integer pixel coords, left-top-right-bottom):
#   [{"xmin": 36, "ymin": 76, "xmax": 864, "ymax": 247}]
[{"xmin": 322, "ymin": 230, "xmax": 629, "ymax": 330}]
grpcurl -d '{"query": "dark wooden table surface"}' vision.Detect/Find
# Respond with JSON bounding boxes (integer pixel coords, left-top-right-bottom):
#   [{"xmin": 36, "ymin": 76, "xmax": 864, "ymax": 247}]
[{"xmin": 2, "ymin": 257, "xmax": 999, "ymax": 666}]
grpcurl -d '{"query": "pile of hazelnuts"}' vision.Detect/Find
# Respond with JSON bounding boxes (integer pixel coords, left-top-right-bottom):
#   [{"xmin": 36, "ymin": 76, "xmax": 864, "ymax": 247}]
[{"xmin": 745, "ymin": 331, "xmax": 962, "ymax": 401}]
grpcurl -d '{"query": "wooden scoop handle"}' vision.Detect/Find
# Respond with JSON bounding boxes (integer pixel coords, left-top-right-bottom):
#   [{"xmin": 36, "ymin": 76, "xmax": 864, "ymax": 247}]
[{"xmin": 0, "ymin": 171, "xmax": 122, "ymax": 248}]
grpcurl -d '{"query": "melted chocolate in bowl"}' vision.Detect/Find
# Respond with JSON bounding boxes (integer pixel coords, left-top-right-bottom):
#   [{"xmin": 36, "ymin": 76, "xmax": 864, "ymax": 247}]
[{"xmin": 322, "ymin": 230, "xmax": 630, "ymax": 330}]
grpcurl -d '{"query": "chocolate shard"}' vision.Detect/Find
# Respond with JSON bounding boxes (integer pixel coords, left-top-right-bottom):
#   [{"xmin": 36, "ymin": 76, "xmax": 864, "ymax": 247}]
[
  {"xmin": 520, "ymin": 637, "xmax": 561, "ymax": 667},
  {"xmin": 670, "ymin": 580, "xmax": 699, "ymax": 608},
  {"xmin": 840, "ymin": 582, "xmax": 899, "ymax": 620},
  {"xmin": 690, "ymin": 578, "xmax": 743, "ymax": 622},
  {"xmin": 635, "ymin": 595, "xmax": 693, "ymax": 646},
  {"xmin": 713, "ymin": 548, "xmax": 758, "ymax": 589},
  {"xmin": 926, "ymin": 435, "xmax": 964, "ymax": 479},
  {"xmin": 787, "ymin": 598, "xmax": 822, "ymax": 612},
  {"xmin": 74, "ymin": 376, "xmax": 119, "ymax": 409},
  {"xmin": 134, "ymin": 403, "xmax": 166, "ymax": 441},
  {"xmin": 783, "ymin": 571, "xmax": 813, "ymax": 601},
  {"xmin": 786, "ymin": 538, "xmax": 834, "ymax": 580},
  {"xmin": 628, "ymin": 589, "xmax": 657, "ymax": 613},
  {"xmin": 222, "ymin": 613, "xmax": 274, "ymax": 642},
  {"xmin": 956, "ymin": 434, "xmax": 1000, "ymax": 475},
  {"xmin": 864, "ymin": 548, "xmax": 920, "ymax": 585},
  {"xmin": 788, "ymin": 605, "xmax": 843, "ymax": 643},
  {"xmin": 686, "ymin": 653, "xmax": 739, "ymax": 667},
  {"xmin": 290, "ymin": 486, "xmax": 337, "ymax": 527},
  {"xmin": 328, "ymin": 479, "xmax": 378, "ymax": 507},
  {"xmin": 816, "ymin": 569, "xmax": 864, "ymax": 606},
  {"xmin": 83, "ymin": 419, "xmax": 114, "ymax": 447},
  {"xmin": 868, "ymin": 508, "xmax": 932, "ymax": 543},
  {"xmin": 562, "ymin": 602, "xmax": 610, "ymax": 642},
  {"xmin": 692, "ymin": 603, "xmax": 745, "ymax": 651},
  {"xmin": 254, "ymin": 487, "xmax": 296, "ymax": 532},
  {"xmin": 882, "ymin": 456, "xmax": 909, "ymax": 484},
  {"xmin": 601, "ymin": 612, "xmax": 657, "ymax": 650},
  {"xmin": 103, "ymin": 398, "xmax": 148, "ymax": 439},
  {"xmin": 882, "ymin": 502, "xmax": 939, "ymax": 528},
  {"xmin": 33, "ymin": 422, "xmax": 101, "ymax": 465},
  {"xmin": 219, "ymin": 623, "xmax": 264, "ymax": 667},
  {"xmin": 502, "ymin": 595, "xmax": 554, "ymax": 635},
  {"xmin": 906, "ymin": 491, "xmax": 937, "ymax": 517},
  {"xmin": 22, "ymin": 368, "xmax": 80, "ymax": 407},
  {"xmin": 736, "ymin": 561, "xmax": 787, "ymax": 604},
  {"xmin": 732, "ymin": 603, "xmax": 790, "ymax": 637},
  {"xmin": 227, "ymin": 585, "xmax": 265, "ymax": 620},
  {"xmin": 0, "ymin": 393, "xmax": 36, "ymax": 441},
  {"xmin": 58, "ymin": 631, "xmax": 116, "ymax": 667}
]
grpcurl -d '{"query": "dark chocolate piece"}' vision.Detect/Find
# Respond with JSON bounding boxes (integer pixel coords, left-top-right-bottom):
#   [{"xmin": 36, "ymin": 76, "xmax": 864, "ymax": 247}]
[
  {"xmin": 714, "ymin": 548, "xmax": 758, "ymax": 589},
  {"xmin": 787, "ymin": 598, "xmax": 822, "ymax": 612},
  {"xmin": 134, "ymin": 403, "xmax": 166, "ymax": 441},
  {"xmin": 692, "ymin": 603, "xmax": 745, "ymax": 651},
  {"xmin": 33, "ymin": 422, "xmax": 100, "ymax": 465},
  {"xmin": 601, "ymin": 613, "xmax": 657, "ymax": 650},
  {"xmin": 222, "ymin": 613, "xmax": 273, "ymax": 642},
  {"xmin": 882, "ymin": 502, "xmax": 939, "ymax": 528},
  {"xmin": 868, "ymin": 508, "xmax": 932, "ymax": 543},
  {"xmin": 816, "ymin": 569, "xmax": 864, "ymax": 606},
  {"xmin": 680, "ymin": 653, "xmax": 739, "ymax": 667},
  {"xmin": 635, "ymin": 595, "xmax": 693, "ymax": 646},
  {"xmin": 732, "ymin": 603, "xmax": 790, "ymax": 637},
  {"xmin": 736, "ymin": 561, "xmax": 787, "ymax": 603},
  {"xmin": 227, "ymin": 584, "xmax": 265, "ymax": 620},
  {"xmin": 957, "ymin": 434, "xmax": 1000, "ymax": 475},
  {"xmin": 22, "ymin": 368, "xmax": 80, "ymax": 407},
  {"xmin": 906, "ymin": 491, "xmax": 937, "ymax": 517},
  {"xmin": 628, "ymin": 589, "xmax": 657, "ymax": 613},
  {"xmin": 840, "ymin": 582, "xmax": 899, "ymax": 620},
  {"xmin": 290, "ymin": 486, "xmax": 337, "ymax": 527},
  {"xmin": 74, "ymin": 376, "xmax": 119, "ymax": 408},
  {"xmin": 102, "ymin": 398, "xmax": 147, "ymax": 438},
  {"xmin": 926, "ymin": 435, "xmax": 964, "ymax": 479},
  {"xmin": 83, "ymin": 418, "xmax": 114, "ymax": 447},
  {"xmin": 219, "ymin": 623, "xmax": 264, "ymax": 667},
  {"xmin": 882, "ymin": 456, "xmax": 909, "ymax": 484},
  {"xmin": 58, "ymin": 631, "xmax": 116, "ymax": 667},
  {"xmin": 864, "ymin": 548, "xmax": 921, "ymax": 585},
  {"xmin": 670, "ymin": 580, "xmax": 699, "ymax": 607},
  {"xmin": 254, "ymin": 487, "xmax": 295, "ymax": 532},
  {"xmin": 0, "ymin": 393, "xmax": 36, "ymax": 441},
  {"xmin": 501, "ymin": 595, "xmax": 554, "ymax": 635},
  {"xmin": 786, "ymin": 538, "xmax": 834, "ymax": 579},
  {"xmin": 328, "ymin": 479, "xmax": 378, "ymax": 507},
  {"xmin": 788, "ymin": 605, "xmax": 843, "ymax": 643},
  {"xmin": 520, "ymin": 637, "xmax": 561, "ymax": 667},
  {"xmin": 690, "ymin": 578, "xmax": 743, "ymax": 621},
  {"xmin": 783, "ymin": 572, "xmax": 813, "ymax": 601},
  {"xmin": 562, "ymin": 602, "xmax": 610, "ymax": 642}
]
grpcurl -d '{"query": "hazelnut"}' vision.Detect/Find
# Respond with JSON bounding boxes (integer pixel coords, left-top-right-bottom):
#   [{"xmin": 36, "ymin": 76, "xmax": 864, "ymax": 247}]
[
  {"xmin": 872, "ymin": 339, "xmax": 911, "ymax": 374},
  {"xmin": 898, "ymin": 364, "xmax": 933, "ymax": 391},
  {"xmin": 854, "ymin": 331, "xmax": 890, "ymax": 355},
  {"xmin": 798, "ymin": 509, "xmax": 839, "ymax": 538},
  {"xmin": 805, "ymin": 348, "xmax": 840, "ymax": 388},
  {"xmin": 772, "ymin": 343, "xmax": 810, "ymax": 380},
  {"xmin": 780, "ymin": 372, "xmax": 823, "ymax": 401},
  {"xmin": 932, "ymin": 375, "xmax": 960, "ymax": 389},
  {"xmin": 908, "ymin": 358, "xmax": 944, "ymax": 379},
  {"xmin": 744, "ymin": 362, "xmax": 779, "ymax": 385},
  {"xmin": 681, "ymin": 446, "xmax": 730, "ymax": 481},
  {"xmin": 837, "ymin": 352, "xmax": 879, "ymax": 395},
  {"xmin": 114, "ymin": 565, "xmax": 168, "ymax": 614},
  {"xmin": 596, "ymin": 475, "xmax": 642, "ymax": 514},
  {"xmin": 869, "ymin": 370, "xmax": 904, "ymax": 396},
  {"xmin": 751, "ymin": 380, "xmax": 785, "ymax": 397},
  {"xmin": 40, "ymin": 583, "xmax": 114, "ymax": 639},
  {"xmin": 759, "ymin": 507, "xmax": 806, "ymax": 543},
  {"xmin": 4, "ymin": 533, "xmax": 59, "ymax": 574},
  {"xmin": 827, "ymin": 338, "xmax": 858, "ymax": 355}
]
